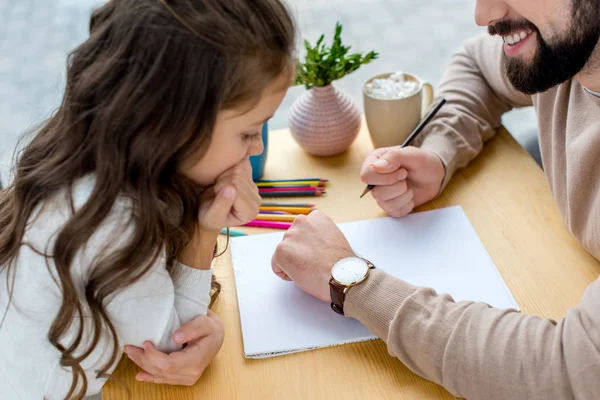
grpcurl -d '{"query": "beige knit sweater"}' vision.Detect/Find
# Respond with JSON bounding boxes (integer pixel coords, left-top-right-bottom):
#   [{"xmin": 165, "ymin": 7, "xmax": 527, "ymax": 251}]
[{"xmin": 345, "ymin": 33, "xmax": 600, "ymax": 400}]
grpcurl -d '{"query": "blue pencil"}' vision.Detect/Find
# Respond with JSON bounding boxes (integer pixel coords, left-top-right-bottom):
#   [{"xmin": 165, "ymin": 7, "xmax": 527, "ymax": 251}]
[{"xmin": 220, "ymin": 228, "xmax": 247, "ymax": 237}]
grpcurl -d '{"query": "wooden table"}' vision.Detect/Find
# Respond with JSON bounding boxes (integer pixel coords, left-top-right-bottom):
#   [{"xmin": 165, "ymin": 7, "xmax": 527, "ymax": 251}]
[{"xmin": 104, "ymin": 122, "xmax": 600, "ymax": 399}]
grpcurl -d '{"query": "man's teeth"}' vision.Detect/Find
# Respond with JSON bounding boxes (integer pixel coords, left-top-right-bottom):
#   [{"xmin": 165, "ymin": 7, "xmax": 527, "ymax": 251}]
[{"xmin": 503, "ymin": 31, "xmax": 531, "ymax": 45}]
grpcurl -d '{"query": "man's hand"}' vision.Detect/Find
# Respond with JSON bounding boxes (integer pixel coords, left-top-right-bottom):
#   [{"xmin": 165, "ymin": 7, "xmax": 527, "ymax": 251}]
[
  {"xmin": 360, "ymin": 147, "xmax": 445, "ymax": 217},
  {"xmin": 271, "ymin": 210, "xmax": 355, "ymax": 302},
  {"xmin": 123, "ymin": 311, "xmax": 225, "ymax": 386}
]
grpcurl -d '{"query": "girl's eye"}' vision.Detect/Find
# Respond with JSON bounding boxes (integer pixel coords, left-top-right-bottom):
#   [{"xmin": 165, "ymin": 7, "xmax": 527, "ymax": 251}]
[{"xmin": 242, "ymin": 132, "xmax": 261, "ymax": 141}]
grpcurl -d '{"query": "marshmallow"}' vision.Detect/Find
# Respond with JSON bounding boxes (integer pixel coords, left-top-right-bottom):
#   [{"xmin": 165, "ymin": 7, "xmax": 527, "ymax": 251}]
[{"xmin": 364, "ymin": 71, "xmax": 419, "ymax": 100}]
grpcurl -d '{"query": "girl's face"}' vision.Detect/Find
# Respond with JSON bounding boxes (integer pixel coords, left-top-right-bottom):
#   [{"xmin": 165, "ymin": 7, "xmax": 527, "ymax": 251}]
[{"xmin": 181, "ymin": 72, "xmax": 290, "ymax": 187}]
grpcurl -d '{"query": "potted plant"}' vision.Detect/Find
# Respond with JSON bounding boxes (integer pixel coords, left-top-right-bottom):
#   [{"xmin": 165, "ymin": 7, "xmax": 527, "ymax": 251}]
[{"xmin": 289, "ymin": 22, "xmax": 378, "ymax": 156}]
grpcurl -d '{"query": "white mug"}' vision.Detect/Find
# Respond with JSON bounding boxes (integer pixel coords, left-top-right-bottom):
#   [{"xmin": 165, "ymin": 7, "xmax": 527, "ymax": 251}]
[{"xmin": 363, "ymin": 72, "xmax": 434, "ymax": 149}]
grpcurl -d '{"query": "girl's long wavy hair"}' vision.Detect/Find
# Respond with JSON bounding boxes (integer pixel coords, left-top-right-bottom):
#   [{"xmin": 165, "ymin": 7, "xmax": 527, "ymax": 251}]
[{"xmin": 0, "ymin": 0, "xmax": 295, "ymax": 398}]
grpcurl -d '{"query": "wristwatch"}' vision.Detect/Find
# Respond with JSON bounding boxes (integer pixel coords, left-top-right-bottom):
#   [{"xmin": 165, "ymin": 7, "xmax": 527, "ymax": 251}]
[{"xmin": 329, "ymin": 257, "xmax": 375, "ymax": 315}]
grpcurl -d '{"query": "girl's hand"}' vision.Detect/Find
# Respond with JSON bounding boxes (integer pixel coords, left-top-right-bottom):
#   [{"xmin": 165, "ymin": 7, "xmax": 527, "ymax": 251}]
[
  {"xmin": 198, "ymin": 158, "xmax": 261, "ymax": 232},
  {"xmin": 124, "ymin": 310, "xmax": 225, "ymax": 386}
]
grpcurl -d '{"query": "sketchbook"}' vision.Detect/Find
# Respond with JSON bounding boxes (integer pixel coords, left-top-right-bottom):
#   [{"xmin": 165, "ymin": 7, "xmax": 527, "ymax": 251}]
[{"xmin": 230, "ymin": 206, "xmax": 519, "ymax": 359}]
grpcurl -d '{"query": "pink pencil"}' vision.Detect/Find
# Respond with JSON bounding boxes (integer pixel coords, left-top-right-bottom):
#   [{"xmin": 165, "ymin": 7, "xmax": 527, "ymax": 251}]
[
  {"xmin": 244, "ymin": 220, "xmax": 293, "ymax": 229},
  {"xmin": 258, "ymin": 187, "xmax": 320, "ymax": 193}
]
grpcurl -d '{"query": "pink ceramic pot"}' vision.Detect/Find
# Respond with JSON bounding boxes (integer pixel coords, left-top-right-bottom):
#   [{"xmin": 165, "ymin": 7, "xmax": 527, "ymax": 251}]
[{"xmin": 288, "ymin": 85, "xmax": 362, "ymax": 156}]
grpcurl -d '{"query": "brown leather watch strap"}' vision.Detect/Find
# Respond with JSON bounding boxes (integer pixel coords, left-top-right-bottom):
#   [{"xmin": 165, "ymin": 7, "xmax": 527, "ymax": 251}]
[{"xmin": 330, "ymin": 279, "xmax": 347, "ymax": 315}]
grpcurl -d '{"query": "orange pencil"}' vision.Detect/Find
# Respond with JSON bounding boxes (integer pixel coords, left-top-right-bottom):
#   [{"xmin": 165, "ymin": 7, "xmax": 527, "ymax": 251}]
[
  {"xmin": 259, "ymin": 206, "xmax": 312, "ymax": 214},
  {"xmin": 255, "ymin": 214, "xmax": 297, "ymax": 222}
]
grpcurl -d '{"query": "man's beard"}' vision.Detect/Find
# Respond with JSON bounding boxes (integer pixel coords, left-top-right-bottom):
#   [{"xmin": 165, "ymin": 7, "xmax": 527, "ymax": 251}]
[{"xmin": 488, "ymin": 0, "xmax": 600, "ymax": 95}]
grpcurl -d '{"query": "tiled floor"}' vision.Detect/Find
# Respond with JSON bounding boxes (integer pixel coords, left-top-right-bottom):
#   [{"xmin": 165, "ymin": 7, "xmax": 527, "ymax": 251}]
[{"xmin": 0, "ymin": 0, "xmax": 537, "ymax": 184}]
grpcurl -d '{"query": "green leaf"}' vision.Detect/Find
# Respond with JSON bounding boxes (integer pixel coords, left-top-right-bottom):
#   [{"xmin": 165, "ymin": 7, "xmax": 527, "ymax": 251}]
[{"xmin": 293, "ymin": 22, "xmax": 378, "ymax": 87}]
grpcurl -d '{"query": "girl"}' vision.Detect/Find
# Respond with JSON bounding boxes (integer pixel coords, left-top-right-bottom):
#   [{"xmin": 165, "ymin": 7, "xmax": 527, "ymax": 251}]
[{"xmin": 0, "ymin": 0, "xmax": 295, "ymax": 398}]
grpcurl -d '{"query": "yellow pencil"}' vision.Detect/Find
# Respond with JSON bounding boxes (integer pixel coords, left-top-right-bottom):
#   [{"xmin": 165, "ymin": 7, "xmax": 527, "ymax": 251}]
[
  {"xmin": 259, "ymin": 206, "xmax": 312, "ymax": 215},
  {"xmin": 255, "ymin": 214, "xmax": 297, "ymax": 222},
  {"xmin": 255, "ymin": 181, "xmax": 327, "ymax": 187}
]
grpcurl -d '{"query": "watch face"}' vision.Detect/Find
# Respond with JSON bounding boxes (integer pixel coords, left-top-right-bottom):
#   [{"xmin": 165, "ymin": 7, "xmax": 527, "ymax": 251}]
[{"xmin": 331, "ymin": 257, "xmax": 369, "ymax": 285}]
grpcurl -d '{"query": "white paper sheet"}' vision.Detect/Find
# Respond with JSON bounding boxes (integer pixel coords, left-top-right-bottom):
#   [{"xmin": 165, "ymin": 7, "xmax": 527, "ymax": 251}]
[{"xmin": 230, "ymin": 206, "xmax": 519, "ymax": 358}]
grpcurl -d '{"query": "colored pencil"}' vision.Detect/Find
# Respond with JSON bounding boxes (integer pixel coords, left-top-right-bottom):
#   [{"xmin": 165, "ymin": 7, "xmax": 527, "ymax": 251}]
[
  {"xmin": 220, "ymin": 228, "xmax": 247, "ymax": 237},
  {"xmin": 257, "ymin": 210, "xmax": 289, "ymax": 215},
  {"xmin": 244, "ymin": 220, "xmax": 292, "ymax": 229},
  {"xmin": 261, "ymin": 203, "xmax": 314, "ymax": 207},
  {"xmin": 255, "ymin": 184, "xmax": 316, "ymax": 189},
  {"xmin": 259, "ymin": 206, "xmax": 312, "ymax": 214},
  {"xmin": 255, "ymin": 214, "xmax": 297, "ymax": 222},
  {"xmin": 256, "ymin": 178, "xmax": 328, "ymax": 183},
  {"xmin": 256, "ymin": 181, "xmax": 328, "ymax": 187},
  {"xmin": 260, "ymin": 191, "xmax": 325, "ymax": 197},
  {"xmin": 258, "ymin": 187, "xmax": 320, "ymax": 193},
  {"xmin": 256, "ymin": 183, "xmax": 326, "ymax": 188}
]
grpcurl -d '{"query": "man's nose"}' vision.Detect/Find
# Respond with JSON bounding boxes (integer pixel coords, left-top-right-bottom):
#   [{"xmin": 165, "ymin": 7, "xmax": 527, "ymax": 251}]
[{"xmin": 474, "ymin": 0, "xmax": 509, "ymax": 27}]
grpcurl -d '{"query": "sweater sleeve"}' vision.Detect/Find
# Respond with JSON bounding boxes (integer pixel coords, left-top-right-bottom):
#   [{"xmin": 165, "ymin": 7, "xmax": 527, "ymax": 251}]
[
  {"xmin": 66, "ymin": 200, "xmax": 213, "ymax": 355},
  {"xmin": 416, "ymin": 33, "xmax": 533, "ymax": 190},
  {"xmin": 344, "ymin": 270, "xmax": 600, "ymax": 400},
  {"xmin": 104, "ymin": 259, "xmax": 212, "ymax": 354}
]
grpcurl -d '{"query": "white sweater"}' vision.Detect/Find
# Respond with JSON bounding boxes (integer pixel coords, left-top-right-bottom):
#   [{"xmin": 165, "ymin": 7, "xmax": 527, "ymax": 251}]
[{"xmin": 0, "ymin": 176, "xmax": 212, "ymax": 399}]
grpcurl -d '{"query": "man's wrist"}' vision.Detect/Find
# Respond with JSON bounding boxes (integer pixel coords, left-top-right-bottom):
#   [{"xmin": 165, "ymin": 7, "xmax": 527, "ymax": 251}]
[{"xmin": 323, "ymin": 251, "xmax": 357, "ymax": 301}]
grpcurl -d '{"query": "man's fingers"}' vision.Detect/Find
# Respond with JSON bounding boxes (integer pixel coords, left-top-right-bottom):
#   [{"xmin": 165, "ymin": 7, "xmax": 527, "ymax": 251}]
[
  {"xmin": 371, "ymin": 179, "xmax": 408, "ymax": 202},
  {"xmin": 275, "ymin": 270, "xmax": 292, "ymax": 281},
  {"xmin": 360, "ymin": 148, "xmax": 388, "ymax": 177},
  {"xmin": 389, "ymin": 200, "xmax": 416, "ymax": 218},
  {"xmin": 361, "ymin": 167, "xmax": 408, "ymax": 186},
  {"xmin": 371, "ymin": 147, "xmax": 425, "ymax": 172},
  {"xmin": 272, "ymin": 258, "xmax": 292, "ymax": 281},
  {"xmin": 380, "ymin": 190, "xmax": 415, "ymax": 217}
]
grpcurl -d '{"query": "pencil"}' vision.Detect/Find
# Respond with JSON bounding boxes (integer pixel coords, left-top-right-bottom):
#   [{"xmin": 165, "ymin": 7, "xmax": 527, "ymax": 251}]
[
  {"xmin": 220, "ymin": 228, "xmax": 247, "ymax": 237},
  {"xmin": 261, "ymin": 203, "xmax": 314, "ymax": 207},
  {"xmin": 259, "ymin": 206, "xmax": 312, "ymax": 214},
  {"xmin": 256, "ymin": 178, "xmax": 328, "ymax": 183},
  {"xmin": 258, "ymin": 187, "xmax": 320, "ymax": 193},
  {"xmin": 256, "ymin": 181, "xmax": 328, "ymax": 187},
  {"xmin": 255, "ymin": 214, "xmax": 297, "ymax": 222},
  {"xmin": 360, "ymin": 98, "xmax": 447, "ymax": 198},
  {"xmin": 256, "ymin": 180, "xmax": 326, "ymax": 185},
  {"xmin": 260, "ymin": 190, "xmax": 325, "ymax": 197},
  {"xmin": 255, "ymin": 184, "xmax": 316, "ymax": 189},
  {"xmin": 244, "ymin": 220, "xmax": 293, "ymax": 229}
]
